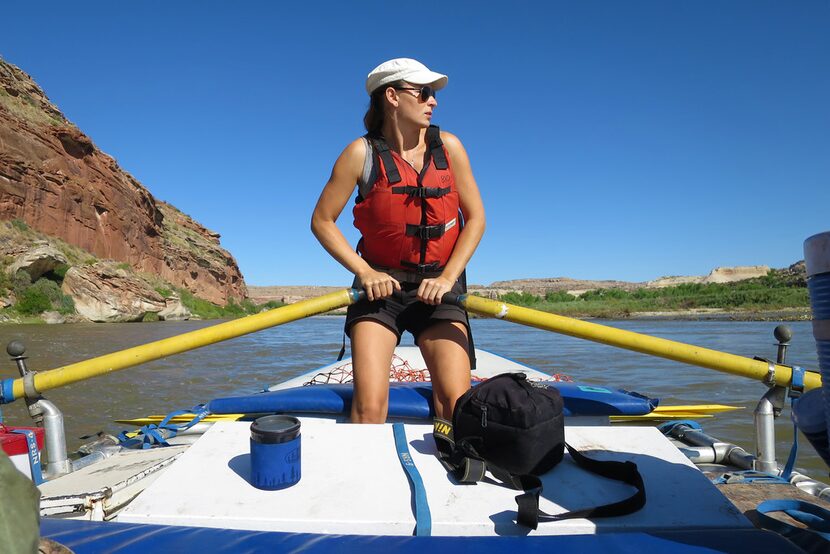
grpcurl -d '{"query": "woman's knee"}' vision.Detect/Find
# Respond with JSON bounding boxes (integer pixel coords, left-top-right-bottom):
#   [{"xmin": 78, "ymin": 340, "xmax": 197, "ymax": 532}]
[{"xmin": 351, "ymin": 395, "xmax": 388, "ymax": 423}]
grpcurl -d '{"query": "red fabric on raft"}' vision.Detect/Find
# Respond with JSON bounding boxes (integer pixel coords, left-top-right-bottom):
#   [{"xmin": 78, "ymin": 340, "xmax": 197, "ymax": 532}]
[{"xmin": 0, "ymin": 424, "xmax": 45, "ymax": 456}]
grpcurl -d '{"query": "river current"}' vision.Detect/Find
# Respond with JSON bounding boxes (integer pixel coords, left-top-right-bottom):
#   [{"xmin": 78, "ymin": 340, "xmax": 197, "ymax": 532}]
[{"xmin": 0, "ymin": 317, "xmax": 826, "ymax": 481}]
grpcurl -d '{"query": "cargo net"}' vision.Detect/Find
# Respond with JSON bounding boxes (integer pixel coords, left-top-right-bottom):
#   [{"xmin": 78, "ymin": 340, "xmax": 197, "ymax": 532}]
[{"xmin": 303, "ymin": 354, "xmax": 572, "ymax": 385}]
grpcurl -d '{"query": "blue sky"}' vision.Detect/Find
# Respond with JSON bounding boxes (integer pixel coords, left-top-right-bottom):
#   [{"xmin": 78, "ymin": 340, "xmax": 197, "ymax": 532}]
[{"xmin": 2, "ymin": 1, "xmax": 828, "ymax": 287}]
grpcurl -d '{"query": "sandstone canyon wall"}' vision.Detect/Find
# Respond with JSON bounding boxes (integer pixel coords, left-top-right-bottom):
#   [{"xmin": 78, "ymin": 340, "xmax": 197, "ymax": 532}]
[{"xmin": 0, "ymin": 58, "xmax": 246, "ymax": 305}]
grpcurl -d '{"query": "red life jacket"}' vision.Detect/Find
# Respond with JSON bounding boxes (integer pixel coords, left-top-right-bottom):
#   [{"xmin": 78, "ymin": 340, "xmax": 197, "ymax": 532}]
[{"xmin": 353, "ymin": 125, "xmax": 460, "ymax": 273}]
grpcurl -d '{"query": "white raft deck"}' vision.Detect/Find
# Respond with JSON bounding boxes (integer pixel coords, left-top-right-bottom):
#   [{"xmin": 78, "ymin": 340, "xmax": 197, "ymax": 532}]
[{"xmin": 117, "ymin": 418, "xmax": 750, "ymax": 536}]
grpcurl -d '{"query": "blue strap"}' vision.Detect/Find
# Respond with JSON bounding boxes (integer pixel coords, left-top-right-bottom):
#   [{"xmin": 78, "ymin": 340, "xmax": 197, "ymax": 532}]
[
  {"xmin": 392, "ymin": 423, "xmax": 431, "ymax": 536},
  {"xmin": 119, "ymin": 405, "xmax": 209, "ymax": 450},
  {"xmin": 781, "ymin": 366, "xmax": 805, "ymax": 479},
  {"xmin": 10, "ymin": 429, "xmax": 43, "ymax": 485},
  {"xmin": 657, "ymin": 420, "xmax": 702, "ymax": 435},
  {"xmin": 757, "ymin": 499, "xmax": 830, "ymax": 549},
  {"xmin": 710, "ymin": 470, "xmax": 789, "ymax": 485},
  {"xmin": 1, "ymin": 378, "xmax": 14, "ymax": 405},
  {"xmin": 157, "ymin": 405, "xmax": 210, "ymax": 431}
]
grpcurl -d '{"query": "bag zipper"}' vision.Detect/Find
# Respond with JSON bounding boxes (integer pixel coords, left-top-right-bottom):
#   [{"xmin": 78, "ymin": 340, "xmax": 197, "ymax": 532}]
[{"xmin": 481, "ymin": 405, "xmax": 488, "ymax": 428}]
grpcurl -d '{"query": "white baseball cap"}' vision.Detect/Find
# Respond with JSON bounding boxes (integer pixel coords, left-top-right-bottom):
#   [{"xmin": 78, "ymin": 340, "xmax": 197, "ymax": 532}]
[{"xmin": 365, "ymin": 58, "xmax": 448, "ymax": 95}]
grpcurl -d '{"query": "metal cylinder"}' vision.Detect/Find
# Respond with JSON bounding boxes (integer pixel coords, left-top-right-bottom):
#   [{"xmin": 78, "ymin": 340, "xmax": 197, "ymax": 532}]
[
  {"xmin": 754, "ymin": 393, "xmax": 779, "ymax": 473},
  {"xmin": 789, "ymin": 471, "xmax": 830, "ymax": 501},
  {"xmin": 71, "ymin": 446, "xmax": 121, "ymax": 472},
  {"xmin": 33, "ymin": 399, "xmax": 71, "ymax": 477},
  {"xmin": 664, "ymin": 424, "xmax": 755, "ymax": 469},
  {"xmin": 804, "ymin": 231, "xmax": 830, "ymax": 462},
  {"xmin": 677, "ymin": 446, "xmax": 716, "ymax": 464}
]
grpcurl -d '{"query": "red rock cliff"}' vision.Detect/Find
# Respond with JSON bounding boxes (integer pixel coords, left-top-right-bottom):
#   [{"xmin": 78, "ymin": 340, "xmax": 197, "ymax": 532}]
[{"xmin": 0, "ymin": 58, "xmax": 246, "ymax": 305}]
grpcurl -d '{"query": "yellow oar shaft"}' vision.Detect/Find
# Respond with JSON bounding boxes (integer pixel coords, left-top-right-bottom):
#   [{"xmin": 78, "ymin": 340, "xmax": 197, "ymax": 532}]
[
  {"xmin": 457, "ymin": 295, "xmax": 821, "ymax": 391},
  {"xmin": 7, "ymin": 289, "xmax": 360, "ymax": 401}
]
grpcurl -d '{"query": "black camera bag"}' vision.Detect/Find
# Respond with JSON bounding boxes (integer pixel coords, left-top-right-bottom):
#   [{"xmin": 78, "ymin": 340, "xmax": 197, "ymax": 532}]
[{"xmin": 434, "ymin": 372, "xmax": 646, "ymax": 529}]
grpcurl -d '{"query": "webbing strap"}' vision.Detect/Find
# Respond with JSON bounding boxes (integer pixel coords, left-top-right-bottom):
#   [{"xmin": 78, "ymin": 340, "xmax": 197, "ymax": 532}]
[
  {"xmin": 391, "ymin": 185, "xmax": 452, "ymax": 198},
  {"xmin": 782, "ymin": 365, "xmax": 806, "ymax": 479},
  {"xmin": 434, "ymin": 417, "xmax": 646, "ymax": 530},
  {"xmin": 372, "ymin": 138, "xmax": 401, "ymax": 184},
  {"xmin": 711, "ymin": 470, "xmax": 789, "ymax": 485},
  {"xmin": 432, "ymin": 419, "xmax": 486, "ymax": 482},
  {"xmin": 521, "ymin": 442, "xmax": 646, "ymax": 528},
  {"xmin": 400, "ymin": 261, "xmax": 443, "ymax": 274},
  {"xmin": 426, "ymin": 126, "xmax": 448, "ymax": 170},
  {"xmin": 756, "ymin": 499, "xmax": 830, "ymax": 551},
  {"xmin": 393, "ymin": 423, "xmax": 431, "ymax": 536},
  {"xmin": 405, "ymin": 223, "xmax": 447, "ymax": 240},
  {"xmin": 119, "ymin": 405, "xmax": 210, "ymax": 450},
  {"xmin": 336, "ymin": 333, "xmax": 346, "ymax": 362},
  {"xmin": 10, "ymin": 429, "xmax": 43, "ymax": 485}
]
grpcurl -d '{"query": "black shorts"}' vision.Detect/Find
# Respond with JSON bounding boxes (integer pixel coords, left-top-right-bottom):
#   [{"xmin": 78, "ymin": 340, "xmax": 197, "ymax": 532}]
[{"xmin": 345, "ymin": 275, "xmax": 468, "ymax": 345}]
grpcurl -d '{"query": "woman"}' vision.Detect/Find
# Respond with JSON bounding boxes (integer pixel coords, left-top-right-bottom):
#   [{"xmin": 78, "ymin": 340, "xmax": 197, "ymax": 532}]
[{"xmin": 311, "ymin": 58, "xmax": 485, "ymax": 423}]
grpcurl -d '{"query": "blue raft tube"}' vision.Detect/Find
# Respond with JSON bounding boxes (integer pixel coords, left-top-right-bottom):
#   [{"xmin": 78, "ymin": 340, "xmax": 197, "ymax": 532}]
[{"xmin": 799, "ymin": 231, "xmax": 830, "ymax": 468}]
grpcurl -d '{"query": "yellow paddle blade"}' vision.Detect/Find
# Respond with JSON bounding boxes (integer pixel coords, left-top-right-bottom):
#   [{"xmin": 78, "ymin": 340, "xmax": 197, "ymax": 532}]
[
  {"xmin": 610, "ymin": 404, "xmax": 742, "ymax": 422},
  {"xmin": 611, "ymin": 413, "xmax": 716, "ymax": 422},
  {"xmin": 115, "ymin": 414, "xmax": 245, "ymax": 426},
  {"xmin": 651, "ymin": 404, "xmax": 742, "ymax": 414}
]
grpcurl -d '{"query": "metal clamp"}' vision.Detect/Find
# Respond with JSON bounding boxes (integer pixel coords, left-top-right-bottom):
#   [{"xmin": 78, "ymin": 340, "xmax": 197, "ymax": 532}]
[
  {"xmin": 23, "ymin": 372, "xmax": 40, "ymax": 399},
  {"xmin": 763, "ymin": 361, "xmax": 776, "ymax": 387}
]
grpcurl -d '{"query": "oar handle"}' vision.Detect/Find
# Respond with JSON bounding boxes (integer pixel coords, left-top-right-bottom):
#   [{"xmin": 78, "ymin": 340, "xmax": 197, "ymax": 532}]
[
  {"xmin": 451, "ymin": 294, "xmax": 821, "ymax": 391},
  {"xmin": 441, "ymin": 292, "xmax": 462, "ymax": 306},
  {"xmin": 1, "ymin": 289, "xmax": 365, "ymax": 405},
  {"xmin": 354, "ymin": 289, "xmax": 461, "ymax": 305}
]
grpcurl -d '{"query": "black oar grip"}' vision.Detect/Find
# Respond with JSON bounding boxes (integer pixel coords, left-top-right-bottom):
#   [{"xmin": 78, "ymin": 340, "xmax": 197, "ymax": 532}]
[
  {"xmin": 351, "ymin": 288, "xmax": 460, "ymax": 306},
  {"xmin": 441, "ymin": 292, "xmax": 461, "ymax": 306}
]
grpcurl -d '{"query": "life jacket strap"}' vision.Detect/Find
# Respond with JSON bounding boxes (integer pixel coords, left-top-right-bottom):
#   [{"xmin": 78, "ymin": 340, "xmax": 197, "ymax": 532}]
[
  {"xmin": 400, "ymin": 261, "xmax": 443, "ymax": 274},
  {"xmin": 406, "ymin": 223, "xmax": 447, "ymax": 240},
  {"xmin": 391, "ymin": 185, "xmax": 452, "ymax": 198},
  {"xmin": 426, "ymin": 125, "xmax": 448, "ymax": 170},
  {"xmin": 371, "ymin": 137, "xmax": 402, "ymax": 184}
]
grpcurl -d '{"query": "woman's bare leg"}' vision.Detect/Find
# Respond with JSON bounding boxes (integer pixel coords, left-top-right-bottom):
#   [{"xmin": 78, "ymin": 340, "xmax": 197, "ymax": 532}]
[
  {"xmin": 350, "ymin": 320, "xmax": 399, "ymax": 423},
  {"xmin": 418, "ymin": 321, "xmax": 471, "ymax": 420}
]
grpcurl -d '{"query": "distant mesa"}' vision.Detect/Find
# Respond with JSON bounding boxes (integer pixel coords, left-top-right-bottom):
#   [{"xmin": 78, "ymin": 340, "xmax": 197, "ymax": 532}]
[
  {"xmin": 646, "ymin": 265, "xmax": 771, "ymax": 288},
  {"xmin": 248, "ymin": 263, "xmax": 799, "ymax": 305}
]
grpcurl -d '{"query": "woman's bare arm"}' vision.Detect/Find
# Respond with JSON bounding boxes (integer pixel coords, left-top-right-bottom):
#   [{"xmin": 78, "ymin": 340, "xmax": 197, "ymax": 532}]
[{"xmin": 311, "ymin": 139, "xmax": 400, "ymax": 301}]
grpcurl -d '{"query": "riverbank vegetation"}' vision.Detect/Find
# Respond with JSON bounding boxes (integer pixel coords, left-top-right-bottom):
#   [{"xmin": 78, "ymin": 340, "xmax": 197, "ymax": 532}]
[
  {"xmin": 485, "ymin": 270, "xmax": 810, "ymax": 319},
  {"xmin": 1, "ymin": 220, "xmax": 283, "ymax": 323},
  {"xmin": 173, "ymin": 289, "xmax": 283, "ymax": 320}
]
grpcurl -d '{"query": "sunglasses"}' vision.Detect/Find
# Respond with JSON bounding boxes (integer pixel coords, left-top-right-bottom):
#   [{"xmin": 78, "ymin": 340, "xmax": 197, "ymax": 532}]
[{"xmin": 393, "ymin": 85, "xmax": 436, "ymax": 102}]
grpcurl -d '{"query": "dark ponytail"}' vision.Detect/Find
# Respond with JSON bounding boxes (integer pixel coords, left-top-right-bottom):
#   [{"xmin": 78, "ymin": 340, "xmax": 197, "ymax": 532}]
[{"xmin": 363, "ymin": 81, "xmax": 403, "ymax": 138}]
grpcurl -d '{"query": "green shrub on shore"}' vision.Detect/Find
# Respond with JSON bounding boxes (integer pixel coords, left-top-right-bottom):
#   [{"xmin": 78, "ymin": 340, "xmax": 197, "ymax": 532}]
[
  {"xmin": 154, "ymin": 286, "xmax": 173, "ymax": 299},
  {"xmin": 496, "ymin": 271, "xmax": 809, "ymax": 318},
  {"xmin": 15, "ymin": 277, "xmax": 75, "ymax": 315},
  {"xmin": 11, "ymin": 219, "xmax": 30, "ymax": 233},
  {"xmin": 0, "ymin": 262, "xmax": 11, "ymax": 295},
  {"xmin": 177, "ymin": 289, "xmax": 284, "ymax": 319}
]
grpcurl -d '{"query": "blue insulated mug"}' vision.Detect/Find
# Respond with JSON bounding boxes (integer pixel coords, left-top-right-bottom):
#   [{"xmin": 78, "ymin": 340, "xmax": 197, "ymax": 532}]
[{"xmin": 250, "ymin": 415, "xmax": 301, "ymax": 490}]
